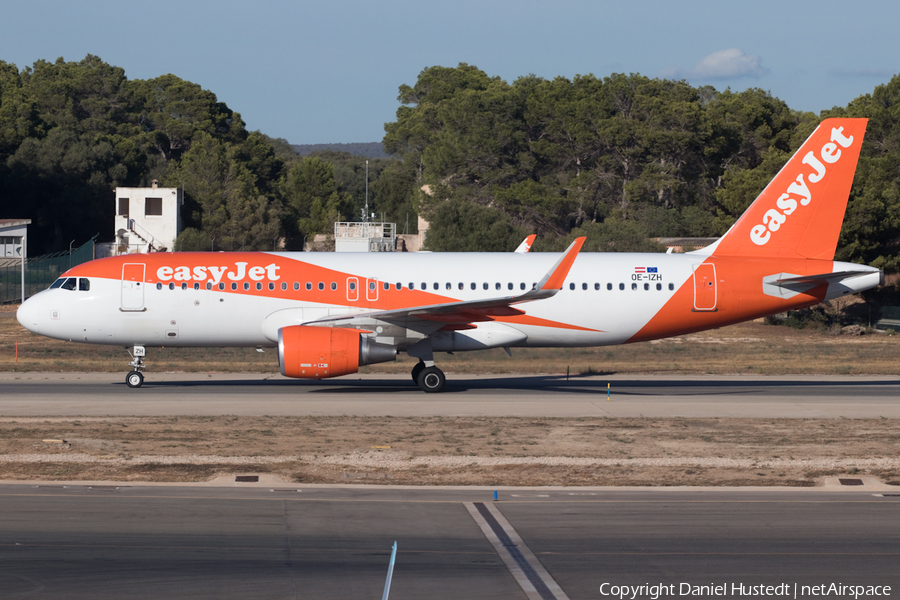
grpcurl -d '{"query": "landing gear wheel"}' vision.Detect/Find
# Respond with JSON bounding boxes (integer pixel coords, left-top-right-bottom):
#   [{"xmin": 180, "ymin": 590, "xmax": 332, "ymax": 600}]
[
  {"xmin": 416, "ymin": 366, "xmax": 446, "ymax": 393},
  {"xmin": 411, "ymin": 362, "xmax": 426, "ymax": 383},
  {"xmin": 126, "ymin": 370, "xmax": 144, "ymax": 388}
]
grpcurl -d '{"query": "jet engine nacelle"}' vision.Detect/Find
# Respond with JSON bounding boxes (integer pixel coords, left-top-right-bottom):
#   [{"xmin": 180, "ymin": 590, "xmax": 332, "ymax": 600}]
[{"xmin": 278, "ymin": 325, "xmax": 396, "ymax": 379}]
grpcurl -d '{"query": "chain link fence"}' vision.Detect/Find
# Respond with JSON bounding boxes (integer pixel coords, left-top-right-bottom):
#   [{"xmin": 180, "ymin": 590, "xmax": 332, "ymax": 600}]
[{"xmin": 0, "ymin": 240, "xmax": 95, "ymax": 304}]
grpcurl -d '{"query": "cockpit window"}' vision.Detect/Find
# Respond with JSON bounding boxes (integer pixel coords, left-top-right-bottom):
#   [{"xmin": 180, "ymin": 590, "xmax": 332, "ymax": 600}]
[
  {"xmin": 79, "ymin": 278, "xmax": 90, "ymax": 291},
  {"xmin": 49, "ymin": 278, "xmax": 65, "ymax": 289},
  {"xmin": 60, "ymin": 278, "xmax": 77, "ymax": 291}
]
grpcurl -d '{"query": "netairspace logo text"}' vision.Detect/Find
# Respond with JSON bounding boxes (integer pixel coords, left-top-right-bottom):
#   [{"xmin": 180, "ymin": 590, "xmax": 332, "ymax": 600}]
[{"xmin": 599, "ymin": 582, "xmax": 892, "ymax": 600}]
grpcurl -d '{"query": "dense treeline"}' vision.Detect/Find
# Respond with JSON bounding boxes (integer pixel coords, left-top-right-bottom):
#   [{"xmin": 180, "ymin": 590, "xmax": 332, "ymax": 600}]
[
  {"xmin": 0, "ymin": 56, "xmax": 409, "ymax": 254},
  {"xmin": 1, "ymin": 56, "xmax": 898, "ymax": 271},
  {"xmin": 386, "ymin": 64, "xmax": 900, "ymax": 269}
]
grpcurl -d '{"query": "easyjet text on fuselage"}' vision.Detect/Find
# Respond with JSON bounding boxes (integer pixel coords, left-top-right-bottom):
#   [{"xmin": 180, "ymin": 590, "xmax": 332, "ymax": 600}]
[{"xmin": 156, "ymin": 262, "xmax": 281, "ymax": 285}]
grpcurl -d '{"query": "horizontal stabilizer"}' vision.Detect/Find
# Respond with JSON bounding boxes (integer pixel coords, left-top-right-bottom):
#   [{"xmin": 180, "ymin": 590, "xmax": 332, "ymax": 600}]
[
  {"xmin": 774, "ymin": 271, "xmax": 877, "ymax": 286},
  {"xmin": 763, "ymin": 268, "xmax": 883, "ymax": 300}
]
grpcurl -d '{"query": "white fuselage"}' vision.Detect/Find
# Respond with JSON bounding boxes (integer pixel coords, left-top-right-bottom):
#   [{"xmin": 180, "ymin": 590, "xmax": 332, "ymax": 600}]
[{"xmin": 16, "ymin": 251, "xmax": 881, "ymax": 353}]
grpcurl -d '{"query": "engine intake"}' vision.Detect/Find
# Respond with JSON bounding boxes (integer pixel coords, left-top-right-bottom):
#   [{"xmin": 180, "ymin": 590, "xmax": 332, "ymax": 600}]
[{"xmin": 278, "ymin": 325, "xmax": 396, "ymax": 379}]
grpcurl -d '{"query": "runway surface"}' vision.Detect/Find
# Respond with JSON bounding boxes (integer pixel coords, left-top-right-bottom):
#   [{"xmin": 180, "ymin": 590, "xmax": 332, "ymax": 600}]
[
  {"xmin": 1, "ymin": 483, "xmax": 898, "ymax": 600},
  {"xmin": 1, "ymin": 372, "xmax": 899, "ymax": 417}
]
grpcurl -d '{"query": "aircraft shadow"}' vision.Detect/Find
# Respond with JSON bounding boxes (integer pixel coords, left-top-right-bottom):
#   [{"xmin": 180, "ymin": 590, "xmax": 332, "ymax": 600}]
[{"xmin": 120, "ymin": 374, "xmax": 900, "ymax": 397}]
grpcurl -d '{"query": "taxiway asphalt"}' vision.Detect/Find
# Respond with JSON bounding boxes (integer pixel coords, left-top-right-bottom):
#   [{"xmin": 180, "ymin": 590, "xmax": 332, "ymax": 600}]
[
  {"xmin": 0, "ymin": 372, "xmax": 899, "ymax": 417},
  {"xmin": 1, "ymin": 483, "xmax": 898, "ymax": 600}
]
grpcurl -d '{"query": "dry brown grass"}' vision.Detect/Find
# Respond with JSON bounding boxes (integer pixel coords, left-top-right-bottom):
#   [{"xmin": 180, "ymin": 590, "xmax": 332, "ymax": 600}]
[{"xmin": 1, "ymin": 415, "xmax": 899, "ymax": 486}]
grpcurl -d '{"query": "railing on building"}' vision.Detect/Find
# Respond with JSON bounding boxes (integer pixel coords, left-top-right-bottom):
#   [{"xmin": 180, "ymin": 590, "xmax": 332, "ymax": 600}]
[
  {"xmin": 0, "ymin": 239, "xmax": 95, "ymax": 304},
  {"xmin": 334, "ymin": 222, "xmax": 396, "ymax": 252},
  {"xmin": 109, "ymin": 219, "xmax": 163, "ymax": 255}
]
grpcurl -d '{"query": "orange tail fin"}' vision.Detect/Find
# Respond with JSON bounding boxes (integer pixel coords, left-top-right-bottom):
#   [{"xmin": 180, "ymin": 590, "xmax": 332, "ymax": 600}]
[{"xmin": 708, "ymin": 118, "xmax": 867, "ymax": 260}]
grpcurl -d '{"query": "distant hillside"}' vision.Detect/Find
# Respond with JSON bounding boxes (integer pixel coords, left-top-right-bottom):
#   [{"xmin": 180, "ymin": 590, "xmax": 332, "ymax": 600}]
[{"xmin": 291, "ymin": 142, "xmax": 389, "ymax": 159}]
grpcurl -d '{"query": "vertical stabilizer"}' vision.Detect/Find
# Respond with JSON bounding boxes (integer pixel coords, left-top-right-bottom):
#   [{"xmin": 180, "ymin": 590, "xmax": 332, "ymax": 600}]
[{"xmin": 707, "ymin": 118, "xmax": 867, "ymax": 260}]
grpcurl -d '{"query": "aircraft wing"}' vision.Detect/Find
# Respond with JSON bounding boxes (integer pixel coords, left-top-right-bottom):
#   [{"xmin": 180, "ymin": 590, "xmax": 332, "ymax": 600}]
[
  {"xmin": 306, "ymin": 237, "xmax": 585, "ymax": 327},
  {"xmin": 514, "ymin": 234, "xmax": 537, "ymax": 253}
]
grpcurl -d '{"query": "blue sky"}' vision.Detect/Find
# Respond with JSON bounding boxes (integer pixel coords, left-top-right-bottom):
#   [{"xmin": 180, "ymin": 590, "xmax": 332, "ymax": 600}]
[{"xmin": 1, "ymin": 0, "xmax": 897, "ymax": 144}]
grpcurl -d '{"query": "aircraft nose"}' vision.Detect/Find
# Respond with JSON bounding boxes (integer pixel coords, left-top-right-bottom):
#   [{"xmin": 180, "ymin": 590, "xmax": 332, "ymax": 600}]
[{"xmin": 16, "ymin": 295, "xmax": 44, "ymax": 334}]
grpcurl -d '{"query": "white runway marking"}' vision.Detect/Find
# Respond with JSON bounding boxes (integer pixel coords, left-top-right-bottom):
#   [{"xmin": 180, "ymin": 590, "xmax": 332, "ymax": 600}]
[{"xmin": 466, "ymin": 501, "xmax": 570, "ymax": 600}]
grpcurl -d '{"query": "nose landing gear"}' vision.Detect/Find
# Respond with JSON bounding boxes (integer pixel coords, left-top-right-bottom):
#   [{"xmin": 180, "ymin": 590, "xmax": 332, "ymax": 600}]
[
  {"xmin": 126, "ymin": 370, "xmax": 144, "ymax": 388},
  {"xmin": 125, "ymin": 345, "xmax": 146, "ymax": 388}
]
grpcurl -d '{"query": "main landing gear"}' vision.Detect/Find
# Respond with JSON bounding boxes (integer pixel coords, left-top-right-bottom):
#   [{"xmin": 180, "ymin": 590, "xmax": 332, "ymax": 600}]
[
  {"xmin": 411, "ymin": 361, "xmax": 446, "ymax": 393},
  {"xmin": 408, "ymin": 340, "xmax": 446, "ymax": 393},
  {"xmin": 125, "ymin": 345, "xmax": 146, "ymax": 388}
]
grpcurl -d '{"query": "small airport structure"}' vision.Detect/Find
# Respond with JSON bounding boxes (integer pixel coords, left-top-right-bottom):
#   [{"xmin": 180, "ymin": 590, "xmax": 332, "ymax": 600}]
[
  {"xmin": 333, "ymin": 221, "xmax": 396, "ymax": 252},
  {"xmin": 111, "ymin": 180, "xmax": 183, "ymax": 254},
  {"xmin": 0, "ymin": 219, "xmax": 28, "ymax": 261},
  {"xmin": 0, "ymin": 218, "xmax": 30, "ymax": 303}
]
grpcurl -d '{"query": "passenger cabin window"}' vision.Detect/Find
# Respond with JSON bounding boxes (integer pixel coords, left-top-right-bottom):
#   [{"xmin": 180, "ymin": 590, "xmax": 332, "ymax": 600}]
[
  {"xmin": 569, "ymin": 283, "xmax": 575, "ymax": 290},
  {"xmin": 306, "ymin": 282, "xmax": 312, "ymax": 290},
  {"xmin": 244, "ymin": 283, "xmax": 250, "ymax": 290},
  {"xmin": 330, "ymin": 282, "xmax": 336, "ymax": 291},
  {"xmin": 145, "ymin": 197, "xmax": 163, "ymax": 216},
  {"xmin": 668, "ymin": 283, "xmax": 675, "ymax": 291},
  {"xmin": 607, "ymin": 283, "xmax": 613, "ymax": 291},
  {"xmin": 595, "ymin": 283, "xmax": 600, "ymax": 290},
  {"xmin": 619, "ymin": 283, "xmax": 625, "ymax": 290},
  {"xmin": 318, "ymin": 282, "xmax": 324, "ymax": 291}
]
